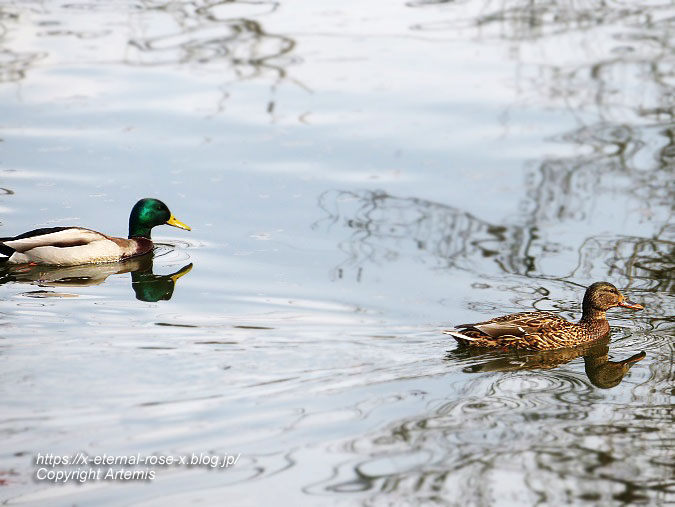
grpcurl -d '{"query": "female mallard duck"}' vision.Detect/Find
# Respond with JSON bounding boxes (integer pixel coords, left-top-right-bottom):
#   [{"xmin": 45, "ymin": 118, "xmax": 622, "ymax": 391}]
[
  {"xmin": 443, "ymin": 282, "xmax": 643, "ymax": 350},
  {"xmin": 0, "ymin": 198, "xmax": 190, "ymax": 266}
]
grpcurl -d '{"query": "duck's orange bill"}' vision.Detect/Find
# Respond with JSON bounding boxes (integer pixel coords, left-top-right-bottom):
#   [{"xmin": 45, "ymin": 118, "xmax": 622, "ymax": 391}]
[{"xmin": 619, "ymin": 300, "xmax": 644, "ymax": 310}]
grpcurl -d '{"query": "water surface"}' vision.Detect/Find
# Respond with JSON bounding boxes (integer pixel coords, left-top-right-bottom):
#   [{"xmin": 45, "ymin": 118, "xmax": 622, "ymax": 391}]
[{"xmin": 0, "ymin": 0, "xmax": 673, "ymax": 505}]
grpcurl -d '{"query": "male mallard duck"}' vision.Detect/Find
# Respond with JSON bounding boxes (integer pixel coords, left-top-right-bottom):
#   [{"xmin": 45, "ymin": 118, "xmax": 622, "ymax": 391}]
[
  {"xmin": 0, "ymin": 198, "xmax": 190, "ymax": 266},
  {"xmin": 443, "ymin": 282, "xmax": 643, "ymax": 350}
]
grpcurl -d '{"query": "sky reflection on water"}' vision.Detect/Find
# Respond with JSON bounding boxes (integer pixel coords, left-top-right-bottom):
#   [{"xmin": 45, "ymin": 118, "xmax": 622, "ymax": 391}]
[{"xmin": 0, "ymin": 0, "xmax": 673, "ymax": 505}]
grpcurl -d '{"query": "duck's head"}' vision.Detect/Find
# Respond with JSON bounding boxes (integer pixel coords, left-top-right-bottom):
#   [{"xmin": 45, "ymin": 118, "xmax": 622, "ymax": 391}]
[
  {"xmin": 583, "ymin": 282, "xmax": 643, "ymax": 312},
  {"xmin": 129, "ymin": 198, "xmax": 191, "ymax": 239}
]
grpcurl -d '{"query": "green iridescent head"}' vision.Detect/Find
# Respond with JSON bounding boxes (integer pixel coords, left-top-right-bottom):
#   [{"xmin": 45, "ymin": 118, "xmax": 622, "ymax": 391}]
[{"xmin": 128, "ymin": 198, "xmax": 191, "ymax": 239}]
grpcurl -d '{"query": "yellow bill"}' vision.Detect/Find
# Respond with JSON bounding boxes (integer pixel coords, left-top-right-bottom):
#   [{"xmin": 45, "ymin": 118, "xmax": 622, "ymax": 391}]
[
  {"xmin": 166, "ymin": 214, "xmax": 191, "ymax": 231},
  {"xmin": 170, "ymin": 263, "xmax": 193, "ymax": 283}
]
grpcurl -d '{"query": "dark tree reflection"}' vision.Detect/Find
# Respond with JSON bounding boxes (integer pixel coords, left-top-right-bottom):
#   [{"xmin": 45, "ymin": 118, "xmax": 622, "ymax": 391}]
[
  {"xmin": 409, "ymin": 0, "xmax": 675, "ymax": 123},
  {"xmin": 0, "ymin": 0, "xmax": 302, "ymax": 106},
  {"xmin": 315, "ymin": 189, "xmax": 518, "ymax": 280},
  {"xmin": 317, "ymin": 187, "xmax": 673, "ymax": 297},
  {"xmin": 129, "ymin": 0, "xmax": 297, "ymax": 82},
  {"xmin": 317, "ymin": 77, "xmax": 673, "ymax": 297},
  {"xmin": 314, "ymin": 0, "xmax": 675, "ymax": 289},
  {"xmin": 0, "ymin": 7, "xmax": 45, "ymax": 83}
]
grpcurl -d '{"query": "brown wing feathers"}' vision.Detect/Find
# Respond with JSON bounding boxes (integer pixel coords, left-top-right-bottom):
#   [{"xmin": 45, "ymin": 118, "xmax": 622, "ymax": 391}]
[{"xmin": 445, "ymin": 312, "xmax": 578, "ymax": 349}]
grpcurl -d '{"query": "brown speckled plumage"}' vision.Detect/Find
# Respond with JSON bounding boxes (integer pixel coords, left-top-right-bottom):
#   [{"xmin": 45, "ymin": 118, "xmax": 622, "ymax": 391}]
[{"xmin": 443, "ymin": 282, "xmax": 643, "ymax": 350}]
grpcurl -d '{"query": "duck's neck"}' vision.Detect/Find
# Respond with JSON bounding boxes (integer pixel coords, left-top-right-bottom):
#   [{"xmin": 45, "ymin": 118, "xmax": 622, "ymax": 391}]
[
  {"xmin": 129, "ymin": 220, "xmax": 152, "ymax": 239},
  {"xmin": 580, "ymin": 308, "xmax": 606, "ymax": 323},
  {"xmin": 579, "ymin": 304, "xmax": 610, "ymax": 335}
]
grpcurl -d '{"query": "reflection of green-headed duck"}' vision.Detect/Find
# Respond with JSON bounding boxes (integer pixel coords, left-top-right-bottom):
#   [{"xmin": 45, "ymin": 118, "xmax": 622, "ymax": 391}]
[
  {"xmin": 132, "ymin": 263, "xmax": 192, "ymax": 302},
  {"xmin": 0, "ymin": 198, "xmax": 190, "ymax": 266},
  {"xmin": 0, "ymin": 256, "xmax": 193, "ymax": 302},
  {"xmin": 444, "ymin": 282, "xmax": 643, "ymax": 350}
]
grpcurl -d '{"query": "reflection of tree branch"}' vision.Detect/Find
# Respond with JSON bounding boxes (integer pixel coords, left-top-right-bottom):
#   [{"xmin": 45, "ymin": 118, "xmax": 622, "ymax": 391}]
[
  {"xmin": 0, "ymin": 3, "xmax": 46, "ymax": 84},
  {"xmin": 129, "ymin": 15, "xmax": 295, "ymax": 73},
  {"xmin": 316, "ymin": 186, "xmax": 673, "ymax": 313},
  {"xmin": 133, "ymin": 3, "xmax": 308, "ymax": 116},
  {"xmin": 130, "ymin": 1, "xmax": 304, "ymax": 95},
  {"xmin": 574, "ymin": 234, "xmax": 675, "ymax": 292},
  {"xmin": 525, "ymin": 122, "xmax": 675, "ymax": 226},
  {"xmin": 0, "ymin": 1, "xmax": 307, "ymax": 113},
  {"xmin": 315, "ymin": 189, "xmax": 525, "ymax": 281},
  {"xmin": 0, "ymin": 48, "xmax": 45, "ymax": 83},
  {"xmin": 411, "ymin": 1, "xmax": 675, "ymax": 130}
]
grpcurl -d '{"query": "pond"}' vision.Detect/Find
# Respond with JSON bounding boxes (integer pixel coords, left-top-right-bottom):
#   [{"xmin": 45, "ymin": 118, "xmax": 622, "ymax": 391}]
[{"xmin": 0, "ymin": 0, "xmax": 673, "ymax": 505}]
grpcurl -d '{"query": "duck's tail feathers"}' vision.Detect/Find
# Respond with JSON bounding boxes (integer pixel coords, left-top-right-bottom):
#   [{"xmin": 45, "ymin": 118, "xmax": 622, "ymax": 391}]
[
  {"xmin": 0, "ymin": 240, "xmax": 15, "ymax": 257},
  {"xmin": 442, "ymin": 329, "xmax": 478, "ymax": 342}
]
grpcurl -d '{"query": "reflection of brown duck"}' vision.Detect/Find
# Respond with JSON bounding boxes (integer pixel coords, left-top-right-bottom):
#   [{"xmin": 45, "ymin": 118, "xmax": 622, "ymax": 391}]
[
  {"xmin": 443, "ymin": 282, "xmax": 643, "ymax": 350},
  {"xmin": 454, "ymin": 337, "xmax": 646, "ymax": 389},
  {"xmin": 0, "ymin": 255, "xmax": 192, "ymax": 302},
  {"xmin": 584, "ymin": 346, "xmax": 645, "ymax": 389}
]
